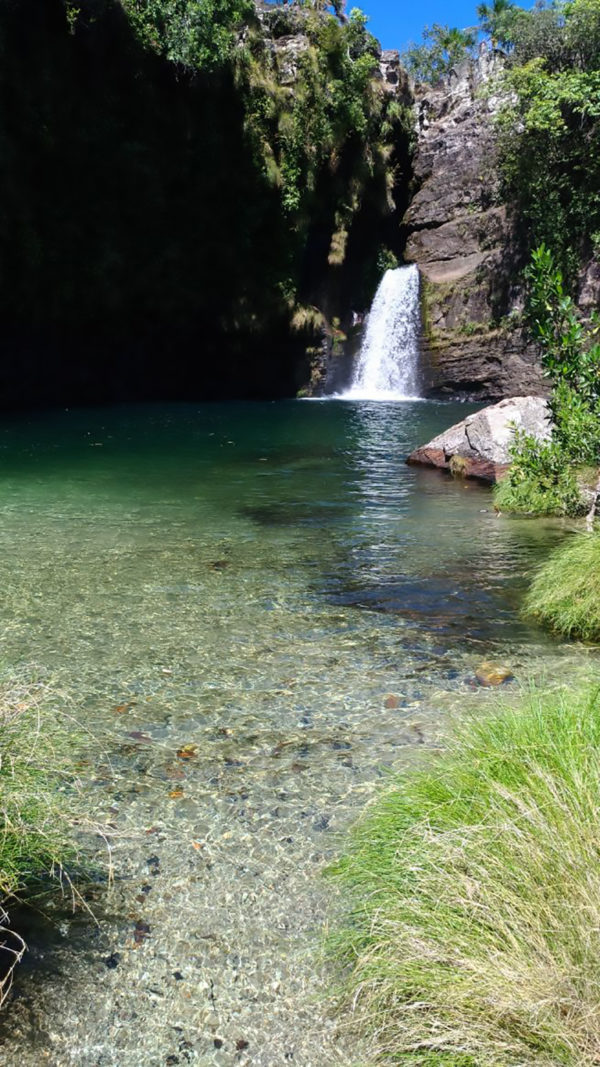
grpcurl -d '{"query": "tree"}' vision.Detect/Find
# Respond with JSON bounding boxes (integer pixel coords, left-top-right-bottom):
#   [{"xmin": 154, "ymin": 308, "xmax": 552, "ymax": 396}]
[
  {"xmin": 477, "ymin": 0, "xmax": 518, "ymax": 48},
  {"xmin": 402, "ymin": 23, "xmax": 477, "ymax": 83}
]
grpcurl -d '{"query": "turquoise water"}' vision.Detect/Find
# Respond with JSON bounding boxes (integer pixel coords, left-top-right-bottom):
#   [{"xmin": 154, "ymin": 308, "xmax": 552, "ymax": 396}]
[{"xmin": 0, "ymin": 401, "xmax": 591, "ymax": 1066}]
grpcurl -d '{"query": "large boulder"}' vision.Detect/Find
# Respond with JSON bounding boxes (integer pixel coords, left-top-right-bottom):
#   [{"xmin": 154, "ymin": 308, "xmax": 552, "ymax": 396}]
[{"xmin": 407, "ymin": 396, "xmax": 551, "ymax": 483}]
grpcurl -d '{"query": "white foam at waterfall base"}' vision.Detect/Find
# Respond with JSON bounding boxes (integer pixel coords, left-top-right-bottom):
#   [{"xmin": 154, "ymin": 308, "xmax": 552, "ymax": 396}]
[{"xmin": 340, "ymin": 264, "xmax": 421, "ymax": 401}]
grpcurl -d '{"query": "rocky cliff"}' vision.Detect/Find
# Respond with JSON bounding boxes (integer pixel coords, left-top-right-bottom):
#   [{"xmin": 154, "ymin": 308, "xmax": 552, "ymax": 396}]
[{"xmin": 403, "ymin": 53, "xmax": 546, "ymax": 400}]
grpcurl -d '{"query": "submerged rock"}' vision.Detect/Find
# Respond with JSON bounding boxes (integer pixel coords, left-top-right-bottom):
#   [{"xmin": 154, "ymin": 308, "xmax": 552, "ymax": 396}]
[
  {"xmin": 474, "ymin": 661, "xmax": 514, "ymax": 686},
  {"xmin": 407, "ymin": 396, "xmax": 551, "ymax": 484}
]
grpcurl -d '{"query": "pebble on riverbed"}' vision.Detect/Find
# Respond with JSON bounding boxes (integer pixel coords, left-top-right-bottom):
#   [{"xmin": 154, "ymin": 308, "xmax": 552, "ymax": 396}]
[
  {"xmin": 383, "ymin": 694, "xmax": 400, "ymax": 709},
  {"xmin": 474, "ymin": 662, "xmax": 514, "ymax": 687}
]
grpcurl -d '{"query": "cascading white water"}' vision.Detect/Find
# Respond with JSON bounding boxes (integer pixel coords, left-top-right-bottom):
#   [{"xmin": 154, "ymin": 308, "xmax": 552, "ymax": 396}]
[{"xmin": 341, "ymin": 264, "xmax": 421, "ymax": 400}]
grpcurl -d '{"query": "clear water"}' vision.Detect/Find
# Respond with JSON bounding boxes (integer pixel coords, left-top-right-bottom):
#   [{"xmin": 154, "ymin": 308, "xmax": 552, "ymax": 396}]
[
  {"xmin": 0, "ymin": 401, "xmax": 592, "ymax": 1067},
  {"xmin": 340, "ymin": 265, "xmax": 421, "ymax": 400}
]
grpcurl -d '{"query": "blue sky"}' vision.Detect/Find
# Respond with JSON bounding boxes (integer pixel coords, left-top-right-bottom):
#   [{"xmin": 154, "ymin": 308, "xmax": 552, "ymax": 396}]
[{"xmin": 357, "ymin": 0, "xmax": 483, "ymax": 52}]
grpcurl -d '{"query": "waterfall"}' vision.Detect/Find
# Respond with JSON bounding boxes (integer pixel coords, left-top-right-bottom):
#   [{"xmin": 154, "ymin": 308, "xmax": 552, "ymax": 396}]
[{"xmin": 341, "ymin": 264, "xmax": 421, "ymax": 400}]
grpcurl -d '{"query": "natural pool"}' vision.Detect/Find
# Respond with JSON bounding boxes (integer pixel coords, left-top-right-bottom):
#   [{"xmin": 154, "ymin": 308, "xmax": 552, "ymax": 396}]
[{"xmin": 0, "ymin": 400, "xmax": 594, "ymax": 1067}]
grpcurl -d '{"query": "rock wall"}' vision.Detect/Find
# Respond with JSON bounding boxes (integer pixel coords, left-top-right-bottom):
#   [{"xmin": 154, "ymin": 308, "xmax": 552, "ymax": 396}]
[{"xmin": 404, "ymin": 53, "xmax": 546, "ymax": 400}]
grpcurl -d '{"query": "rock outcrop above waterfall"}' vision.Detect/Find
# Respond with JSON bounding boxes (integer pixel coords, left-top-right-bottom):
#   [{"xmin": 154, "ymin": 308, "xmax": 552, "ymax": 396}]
[
  {"xmin": 404, "ymin": 55, "xmax": 546, "ymax": 401},
  {"xmin": 407, "ymin": 396, "xmax": 551, "ymax": 483}
]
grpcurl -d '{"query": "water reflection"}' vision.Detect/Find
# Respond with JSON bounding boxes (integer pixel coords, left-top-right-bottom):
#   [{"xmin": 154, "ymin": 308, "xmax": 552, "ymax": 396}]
[{"xmin": 319, "ymin": 400, "xmax": 571, "ymax": 651}]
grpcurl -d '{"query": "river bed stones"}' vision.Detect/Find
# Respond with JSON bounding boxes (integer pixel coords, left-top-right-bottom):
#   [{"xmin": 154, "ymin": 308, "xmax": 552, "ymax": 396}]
[{"xmin": 475, "ymin": 661, "xmax": 514, "ymax": 687}]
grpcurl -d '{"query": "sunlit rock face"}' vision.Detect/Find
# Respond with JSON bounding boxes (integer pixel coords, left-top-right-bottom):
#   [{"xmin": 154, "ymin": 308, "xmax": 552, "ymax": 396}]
[{"xmin": 403, "ymin": 54, "xmax": 546, "ymax": 401}]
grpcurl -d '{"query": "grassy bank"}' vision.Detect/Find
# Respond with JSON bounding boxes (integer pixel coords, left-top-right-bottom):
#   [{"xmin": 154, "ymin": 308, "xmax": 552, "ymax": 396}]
[
  {"xmin": 0, "ymin": 672, "xmax": 86, "ymax": 1004},
  {"xmin": 330, "ymin": 684, "xmax": 600, "ymax": 1066},
  {"xmin": 524, "ymin": 532, "xmax": 600, "ymax": 642}
]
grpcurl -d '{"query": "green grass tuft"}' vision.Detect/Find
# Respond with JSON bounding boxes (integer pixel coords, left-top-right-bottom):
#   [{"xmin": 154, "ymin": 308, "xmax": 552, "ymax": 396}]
[
  {"xmin": 0, "ymin": 670, "xmax": 98, "ymax": 1002},
  {"xmin": 0, "ymin": 678, "xmax": 77, "ymax": 901},
  {"xmin": 330, "ymin": 684, "xmax": 600, "ymax": 1065},
  {"xmin": 524, "ymin": 532, "xmax": 600, "ymax": 641}
]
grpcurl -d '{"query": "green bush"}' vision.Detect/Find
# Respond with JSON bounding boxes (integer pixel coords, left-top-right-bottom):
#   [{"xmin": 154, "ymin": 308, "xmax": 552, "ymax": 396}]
[
  {"xmin": 524, "ymin": 531, "xmax": 600, "ymax": 639},
  {"xmin": 330, "ymin": 683, "xmax": 600, "ymax": 1065},
  {"xmin": 120, "ymin": 0, "xmax": 255, "ymax": 72},
  {"xmin": 495, "ymin": 246, "xmax": 600, "ymax": 517},
  {"xmin": 494, "ymin": 430, "xmax": 586, "ymax": 516},
  {"xmin": 525, "ymin": 245, "xmax": 600, "ymax": 416}
]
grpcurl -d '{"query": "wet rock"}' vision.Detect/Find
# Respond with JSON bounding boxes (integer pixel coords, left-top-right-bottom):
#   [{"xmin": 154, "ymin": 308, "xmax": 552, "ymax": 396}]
[
  {"xmin": 383, "ymin": 694, "xmax": 400, "ymax": 709},
  {"xmin": 578, "ymin": 256, "xmax": 600, "ymax": 309},
  {"xmin": 312, "ymin": 814, "xmax": 330, "ymax": 831},
  {"xmin": 407, "ymin": 396, "xmax": 551, "ymax": 484},
  {"xmin": 176, "ymin": 743, "xmax": 198, "ymax": 760},
  {"xmin": 208, "ymin": 559, "xmax": 230, "ymax": 572},
  {"xmin": 146, "ymin": 855, "xmax": 161, "ymax": 876},
  {"xmin": 133, "ymin": 920, "xmax": 151, "ymax": 944},
  {"xmin": 474, "ymin": 661, "xmax": 514, "ymax": 686}
]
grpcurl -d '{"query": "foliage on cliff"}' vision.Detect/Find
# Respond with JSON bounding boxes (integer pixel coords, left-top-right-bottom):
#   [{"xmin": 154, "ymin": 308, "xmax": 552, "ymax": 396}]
[
  {"xmin": 120, "ymin": 0, "xmax": 255, "ymax": 70},
  {"xmin": 495, "ymin": 245, "xmax": 600, "ymax": 516},
  {"xmin": 494, "ymin": 0, "xmax": 600, "ymax": 280},
  {"xmin": 405, "ymin": 0, "xmax": 600, "ymax": 284},
  {"xmin": 121, "ymin": 0, "xmax": 411, "ymax": 303},
  {"xmin": 0, "ymin": 0, "xmax": 412, "ymax": 405}
]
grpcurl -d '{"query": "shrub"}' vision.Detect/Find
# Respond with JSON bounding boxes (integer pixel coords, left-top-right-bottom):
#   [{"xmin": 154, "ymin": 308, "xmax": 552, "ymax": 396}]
[
  {"xmin": 494, "ymin": 246, "xmax": 600, "ymax": 517},
  {"xmin": 330, "ymin": 684, "xmax": 600, "ymax": 1065},
  {"xmin": 524, "ymin": 531, "xmax": 600, "ymax": 639},
  {"xmin": 494, "ymin": 431, "xmax": 586, "ymax": 515}
]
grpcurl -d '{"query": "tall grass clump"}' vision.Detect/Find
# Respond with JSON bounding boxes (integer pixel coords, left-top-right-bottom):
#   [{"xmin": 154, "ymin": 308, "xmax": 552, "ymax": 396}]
[
  {"xmin": 0, "ymin": 672, "xmax": 89, "ymax": 1004},
  {"xmin": 330, "ymin": 684, "xmax": 600, "ymax": 1065},
  {"xmin": 524, "ymin": 532, "xmax": 600, "ymax": 641}
]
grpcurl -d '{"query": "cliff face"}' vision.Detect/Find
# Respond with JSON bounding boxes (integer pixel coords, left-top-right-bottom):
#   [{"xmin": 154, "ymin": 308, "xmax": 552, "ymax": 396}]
[{"xmin": 403, "ymin": 55, "xmax": 546, "ymax": 400}]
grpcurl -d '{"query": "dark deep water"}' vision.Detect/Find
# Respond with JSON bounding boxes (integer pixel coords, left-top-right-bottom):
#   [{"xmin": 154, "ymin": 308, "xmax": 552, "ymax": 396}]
[{"xmin": 0, "ymin": 400, "xmax": 590, "ymax": 1066}]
